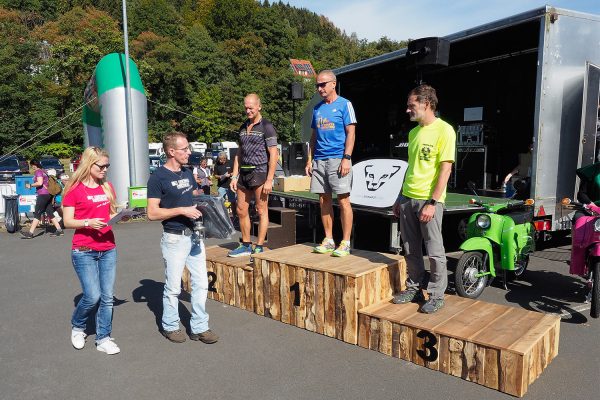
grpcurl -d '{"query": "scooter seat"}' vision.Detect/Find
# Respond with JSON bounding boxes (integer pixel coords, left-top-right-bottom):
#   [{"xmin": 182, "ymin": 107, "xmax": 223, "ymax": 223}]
[{"xmin": 498, "ymin": 207, "xmax": 533, "ymax": 225}]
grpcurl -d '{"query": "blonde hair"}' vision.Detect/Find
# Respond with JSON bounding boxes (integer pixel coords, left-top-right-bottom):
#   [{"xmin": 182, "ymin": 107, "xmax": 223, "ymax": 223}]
[
  {"xmin": 63, "ymin": 146, "xmax": 117, "ymax": 214},
  {"xmin": 163, "ymin": 131, "xmax": 188, "ymax": 157}
]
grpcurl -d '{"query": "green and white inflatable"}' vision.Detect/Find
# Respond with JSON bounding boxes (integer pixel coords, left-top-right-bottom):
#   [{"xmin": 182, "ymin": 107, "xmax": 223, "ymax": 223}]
[{"xmin": 83, "ymin": 53, "xmax": 148, "ymax": 204}]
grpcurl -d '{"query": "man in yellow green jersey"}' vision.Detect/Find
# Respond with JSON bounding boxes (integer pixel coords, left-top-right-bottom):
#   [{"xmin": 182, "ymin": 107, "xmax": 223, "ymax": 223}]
[{"xmin": 392, "ymin": 85, "xmax": 456, "ymax": 314}]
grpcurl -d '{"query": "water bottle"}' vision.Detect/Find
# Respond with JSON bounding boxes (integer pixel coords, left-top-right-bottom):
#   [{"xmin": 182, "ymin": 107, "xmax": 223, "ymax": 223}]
[{"xmin": 192, "ymin": 218, "xmax": 206, "ymax": 244}]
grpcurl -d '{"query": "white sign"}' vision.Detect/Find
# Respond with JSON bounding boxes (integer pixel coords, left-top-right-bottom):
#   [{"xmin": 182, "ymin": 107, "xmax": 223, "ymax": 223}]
[
  {"xmin": 18, "ymin": 195, "xmax": 36, "ymax": 212},
  {"xmin": 350, "ymin": 159, "xmax": 408, "ymax": 208},
  {"xmin": 131, "ymin": 188, "xmax": 147, "ymax": 199}
]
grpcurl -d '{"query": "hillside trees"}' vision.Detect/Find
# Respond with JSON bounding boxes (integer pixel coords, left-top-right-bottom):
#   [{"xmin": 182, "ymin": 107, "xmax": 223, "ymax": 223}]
[{"xmin": 0, "ymin": 1, "xmax": 404, "ymax": 157}]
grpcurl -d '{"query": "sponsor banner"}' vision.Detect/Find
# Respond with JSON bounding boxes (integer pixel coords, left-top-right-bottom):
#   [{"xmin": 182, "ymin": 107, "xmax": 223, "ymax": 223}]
[{"xmin": 350, "ymin": 158, "xmax": 408, "ymax": 208}]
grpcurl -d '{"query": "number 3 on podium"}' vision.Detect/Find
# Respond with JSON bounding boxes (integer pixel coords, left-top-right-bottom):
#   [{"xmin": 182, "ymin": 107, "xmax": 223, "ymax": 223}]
[{"xmin": 416, "ymin": 330, "xmax": 438, "ymax": 362}]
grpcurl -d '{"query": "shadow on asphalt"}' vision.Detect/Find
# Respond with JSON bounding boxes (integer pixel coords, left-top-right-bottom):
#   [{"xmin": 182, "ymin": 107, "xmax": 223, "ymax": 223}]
[
  {"xmin": 71, "ymin": 294, "xmax": 129, "ymax": 336},
  {"xmin": 131, "ymin": 279, "xmax": 193, "ymax": 334}
]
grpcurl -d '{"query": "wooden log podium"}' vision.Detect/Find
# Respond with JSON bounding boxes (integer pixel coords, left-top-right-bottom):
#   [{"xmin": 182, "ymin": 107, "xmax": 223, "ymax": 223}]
[
  {"xmin": 358, "ymin": 296, "xmax": 560, "ymax": 397},
  {"xmin": 251, "ymin": 243, "xmax": 406, "ymax": 344},
  {"xmin": 182, "ymin": 244, "xmax": 254, "ymax": 311}
]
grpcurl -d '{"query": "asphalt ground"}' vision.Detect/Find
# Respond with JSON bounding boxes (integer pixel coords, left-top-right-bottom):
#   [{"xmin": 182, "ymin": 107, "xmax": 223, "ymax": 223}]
[{"xmin": 0, "ymin": 220, "xmax": 599, "ymax": 400}]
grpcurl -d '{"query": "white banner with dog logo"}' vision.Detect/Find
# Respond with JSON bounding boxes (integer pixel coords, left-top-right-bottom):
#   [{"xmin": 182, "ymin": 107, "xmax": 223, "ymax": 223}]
[{"xmin": 350, "ymin": 158, "xmax": 408, "ymax": 208}]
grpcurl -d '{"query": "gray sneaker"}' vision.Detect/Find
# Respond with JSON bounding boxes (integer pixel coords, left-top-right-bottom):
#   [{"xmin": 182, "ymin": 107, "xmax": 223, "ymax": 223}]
[
  {"xmin": 392, "ymin": 289, "xmax": 424, "ymax": 304},
  {"xmin": 162, "ymin": 329, "xmax": 186, "ymax": 343},
  {"xmin": 392, "ymin": 289, "xmax": 425, "ymax": 304},
  {"xmin": 420, "ymin": 298, "xmax": 445, "ymax": 314},
  {"xmin": 190, "ymin": 329, "xmax": 219, "ymax": 344}
]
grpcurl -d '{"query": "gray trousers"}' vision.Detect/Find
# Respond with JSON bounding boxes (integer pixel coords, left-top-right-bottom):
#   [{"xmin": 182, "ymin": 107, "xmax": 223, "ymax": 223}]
[{"xmin": 398, "ymin": 197, "xmax": 447, "ymax": 299}]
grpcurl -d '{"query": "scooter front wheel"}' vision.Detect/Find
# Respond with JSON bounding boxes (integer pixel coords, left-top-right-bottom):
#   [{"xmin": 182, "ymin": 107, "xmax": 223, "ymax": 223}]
[
  {"xmin": 455, "ymin": 251, "xmax": 489, "ymax": 299},
  {"xmin": 591, "ymin": 261, "xmax": 600, "ymax": 319}
]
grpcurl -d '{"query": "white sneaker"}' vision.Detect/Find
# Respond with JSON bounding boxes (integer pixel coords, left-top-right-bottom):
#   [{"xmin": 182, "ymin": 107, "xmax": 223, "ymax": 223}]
[
  {"xmin": 96, "ymin": 338, "xmax": 121, "ymax": 355},
  {"xmin": 71, "ymin": 330, "xmax": 87, "ymax": 350}
]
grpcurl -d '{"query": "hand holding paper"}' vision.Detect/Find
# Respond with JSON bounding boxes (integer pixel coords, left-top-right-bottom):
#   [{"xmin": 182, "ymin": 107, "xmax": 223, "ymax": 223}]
[{"xmin": 107, "ymin": 209, "xmax": 141, "ymax": 226}]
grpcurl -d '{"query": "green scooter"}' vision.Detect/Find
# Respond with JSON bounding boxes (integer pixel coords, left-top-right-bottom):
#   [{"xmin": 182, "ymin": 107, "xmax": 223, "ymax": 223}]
[{"xmin": 455, "ymin": 183, "xmax": 536, "ymax": 299}]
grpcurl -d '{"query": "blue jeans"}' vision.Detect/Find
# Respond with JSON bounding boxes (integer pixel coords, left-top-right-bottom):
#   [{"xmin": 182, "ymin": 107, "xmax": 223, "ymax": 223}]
[
  {"xmin": 71, "ymin": 247, "xmax": 117, "ymax": 343},
  {"xmin": 160, "ymin": 232, "xmax": 209, "ymax": 334},
  {"xmin": 217, "ymin": 186, "xmax": 236, "ymax": 203}
]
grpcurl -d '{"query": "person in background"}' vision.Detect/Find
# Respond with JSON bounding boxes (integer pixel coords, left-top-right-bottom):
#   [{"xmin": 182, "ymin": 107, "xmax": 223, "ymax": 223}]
[
  {"xmin": 193, "ymin": 157, "xmax": 212, "ymax": 195},
  {"xmin": 20, "ymin": 160, "xmax": 63, "ymax": 238},
  {"xmin": 502, "ymin": 142, "xmax": 533, "ymax": 199},
  {"xmin": 392, "ymin": 84, "xmax": 456, "ymax": 314},
  {"xmin": 213, "ymin": 151, "xmax": 236, "ymax": 210},
  {"xmin": 305, "ymin": 69, "xmax": 356, "ymax": 257},
  {"xmin": 147, "ymin": 132, "xmax": 218, "ymax": 344},
  {"xmin": 228, "ymin": 93, "xmax": 278, "ymax": 258},
  {"xmin": 61, "ymin": 147, "xmax": 121, "ymax": 355}
]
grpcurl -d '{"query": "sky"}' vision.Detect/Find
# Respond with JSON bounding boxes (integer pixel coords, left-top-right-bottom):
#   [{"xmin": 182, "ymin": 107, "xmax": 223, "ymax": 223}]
[{"xmin": 283, "ymin": 1, "xmax": 600, "ymax": 42}]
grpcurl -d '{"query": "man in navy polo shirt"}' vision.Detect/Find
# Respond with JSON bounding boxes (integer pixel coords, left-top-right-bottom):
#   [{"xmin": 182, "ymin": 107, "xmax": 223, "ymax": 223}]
[{"xmin": 147, "ymin": 132, "xmax": 218, "ymax": 344}]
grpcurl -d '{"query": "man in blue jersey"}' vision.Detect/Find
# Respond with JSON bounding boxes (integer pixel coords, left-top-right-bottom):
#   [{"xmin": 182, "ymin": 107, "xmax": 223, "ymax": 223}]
[{"xmin": 305, "ymin": 70, "xmax": 357, "ymax": 257}]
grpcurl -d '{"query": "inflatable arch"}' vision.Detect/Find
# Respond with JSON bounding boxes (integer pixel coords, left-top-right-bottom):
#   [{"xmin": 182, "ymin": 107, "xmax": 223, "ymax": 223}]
[{"xmin": 83, "ymin": 53, "xmax": 149, "ymax": 204}]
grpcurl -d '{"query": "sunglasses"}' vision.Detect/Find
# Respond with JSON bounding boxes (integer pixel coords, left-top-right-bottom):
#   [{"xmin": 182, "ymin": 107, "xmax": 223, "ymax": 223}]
[
  {"xmin": 315, "ymin": 81, "xmax": 333, "ymax": 89},
  {"xmin": 94, "ymin": 163, "xmax": 110, "ymax": 170}
]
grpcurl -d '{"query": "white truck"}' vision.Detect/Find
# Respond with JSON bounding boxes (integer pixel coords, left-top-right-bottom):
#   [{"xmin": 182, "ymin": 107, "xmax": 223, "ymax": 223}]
[
  {"xmin": 299, "ymin": 5, "xmax": 600, "ymax": 244},
  {"xmin": 210, "ymin": 141, "xmax": 239, "ymax": 161},
  {"xmin": 148, "ymin": 142, "xmax": 164, "ymax": 157},
  {"xmin": 189, "ymin": 142, "xmax": 208, "ymax": 155}
]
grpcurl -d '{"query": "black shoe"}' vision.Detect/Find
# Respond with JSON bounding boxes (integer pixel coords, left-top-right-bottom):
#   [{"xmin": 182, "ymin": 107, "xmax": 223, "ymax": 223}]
[
  {"xmin": 20, "ymin": 230, "xmax": 34, "ymax": 239},
  {"xmin": 49, "ymin": 230, "xmax": 64, "ymax": 237}
]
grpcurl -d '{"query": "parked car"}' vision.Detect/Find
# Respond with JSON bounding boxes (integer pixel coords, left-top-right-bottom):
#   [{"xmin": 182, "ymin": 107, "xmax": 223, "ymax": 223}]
[
  {"xmin": 40, "ymin": 156, "xmax": 65, "ymax": 176},
  {"xmin": 70, "ymin": 154, "xmax": 81, "ymax": 172},
  {"xmin": 0, "ymin": 157, "xmax": 22, "ymax": 182},
  {"xmin": 0, "ymin": 154, "xmax": 28, "ymax": 174},
  {"xmin": 149, "ymin": 155, "xmax": 164, "ymax": 174},
  {"xmin": 186, "ymin": 152, "xmax": 204, "ymax": 170}
]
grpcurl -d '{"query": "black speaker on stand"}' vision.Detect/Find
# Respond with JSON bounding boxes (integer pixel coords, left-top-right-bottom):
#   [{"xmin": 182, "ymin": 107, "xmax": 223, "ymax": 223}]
[
  {"xmin": 290, "ymin": 82, "xmax": 304, "ymax": 140},
  {"xmin": 406, "ymin": 37, "xmax": 450, "ymax": 84},
  {"xmin": 291, "ymin": 82, "xmax": 304, "ymax": 100}
]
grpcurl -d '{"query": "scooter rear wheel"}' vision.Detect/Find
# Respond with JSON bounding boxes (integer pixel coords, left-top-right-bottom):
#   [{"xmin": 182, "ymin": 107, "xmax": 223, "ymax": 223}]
[
  {"xmin": 591, "ymin": 261, "xmax": 600, "ymax": 319},
  {"xmin": 455, "ymin": 251, "xmax": 489, "ymax": 299}
]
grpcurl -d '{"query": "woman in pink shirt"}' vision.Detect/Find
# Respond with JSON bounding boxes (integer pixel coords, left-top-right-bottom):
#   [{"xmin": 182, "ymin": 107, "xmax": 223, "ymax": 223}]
[
  {"xmin": 20, "ymin": 160, "xmax": 63, "ymax": 238},
  {"xmin": 61, "ymin": 147, "xmax": 120, "ymax": 355}
]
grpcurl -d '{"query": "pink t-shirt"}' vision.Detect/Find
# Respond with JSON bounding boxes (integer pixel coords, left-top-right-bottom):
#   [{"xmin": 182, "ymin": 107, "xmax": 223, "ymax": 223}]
[{"xmin": 62, "ymin": 182, "xmax": 116, "ymax": 251}]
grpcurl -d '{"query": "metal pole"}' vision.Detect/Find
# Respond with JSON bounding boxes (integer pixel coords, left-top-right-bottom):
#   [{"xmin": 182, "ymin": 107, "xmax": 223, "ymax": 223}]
[
  {"xmin": 292, "ymin": 99, "xmax": 296, "ymax": 139},
  {"xmin": 122, "ymin": 0, "xmax": 136, "ymax": 186}
]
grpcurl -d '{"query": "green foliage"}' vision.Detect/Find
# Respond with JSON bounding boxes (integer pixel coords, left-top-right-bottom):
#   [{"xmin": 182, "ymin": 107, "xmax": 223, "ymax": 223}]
[
  {"xmin": 32, "ymin": 142, "xmax": 80, "ymax": 158},
  {"xmin": 130, "ymin": 0, "xmax": 182, "ymax": 38},
  {"xmin": 182, "ymin": 85, "xmax": 226, "ymax": 144},
  {"xmin": 0, "ymin": 2, "xmax": 406, "ymax": 155}
]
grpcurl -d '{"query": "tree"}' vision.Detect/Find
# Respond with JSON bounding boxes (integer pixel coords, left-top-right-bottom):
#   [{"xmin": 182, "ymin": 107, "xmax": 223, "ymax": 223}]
[
  {"xmin": 205, "ymin": 0, "xmax": 258, "ymax": 41},
  {"xmin": 181, "ymin": 85, "xmax": 226, "ymax": 144},
  {"xmin": 129, "ymin": 0, "xmax": 182, "ymax": 38}
]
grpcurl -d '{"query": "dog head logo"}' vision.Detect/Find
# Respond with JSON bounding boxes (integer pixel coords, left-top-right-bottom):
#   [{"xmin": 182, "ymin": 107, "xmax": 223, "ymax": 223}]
[{"xmin": 364, "ymin": 164, "xmax": 402, "ymax": 191}]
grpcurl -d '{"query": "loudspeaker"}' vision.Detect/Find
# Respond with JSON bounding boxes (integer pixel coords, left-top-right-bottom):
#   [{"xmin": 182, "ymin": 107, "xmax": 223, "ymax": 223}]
[
  {"xmin": 291, "ymin": 82, "xmax": 304, "ymax": 100},
  {"xmin": 285, "ymin": 142, "xmax": 308, "ymax": 175},
  {"xmin": 407, "ymin": 37, "xmax": 450, "ymax": 66}
]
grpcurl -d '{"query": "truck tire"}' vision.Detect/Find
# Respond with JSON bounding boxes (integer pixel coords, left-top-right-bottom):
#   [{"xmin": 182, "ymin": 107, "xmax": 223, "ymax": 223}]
[
  {"xmin": 455, "ymin": 251, "xmax": 489, "ymax": 299},
  {"xmin": 591, "ymin": 261, "xmax": 600, "ymax": 319}
]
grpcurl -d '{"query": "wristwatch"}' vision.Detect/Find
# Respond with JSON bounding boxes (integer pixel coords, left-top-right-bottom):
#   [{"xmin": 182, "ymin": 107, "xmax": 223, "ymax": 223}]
[
  {"xmin": 343, "ymin": 154, "xmax": 352, "ymax": 160},
  {"xmin": 426, "ymin": 198, "xmax": 438, "ymax": 206},
  {"xmin": 83, "ymin": 219, "xmax": 89, "ymax": 227}
]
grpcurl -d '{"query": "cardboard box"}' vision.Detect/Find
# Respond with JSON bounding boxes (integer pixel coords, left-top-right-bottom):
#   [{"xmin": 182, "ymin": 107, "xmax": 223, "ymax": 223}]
[{"xmin": 273, "ymin": 176, "xmax": 311, "ymax": 192}]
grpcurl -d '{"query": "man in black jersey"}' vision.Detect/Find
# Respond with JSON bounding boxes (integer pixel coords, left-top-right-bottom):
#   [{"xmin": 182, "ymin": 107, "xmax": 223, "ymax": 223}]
[{"xmin": 228, "ymin": 94, "xmax": 278, "ymax": 258}]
